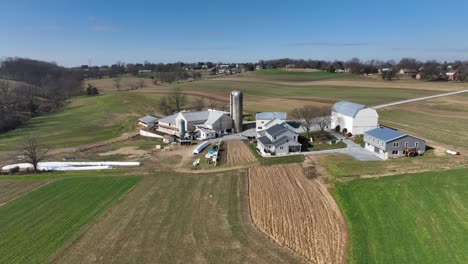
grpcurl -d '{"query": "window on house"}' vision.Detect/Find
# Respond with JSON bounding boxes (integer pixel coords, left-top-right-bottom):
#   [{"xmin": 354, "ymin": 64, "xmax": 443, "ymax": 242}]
[
  {"xmin": 415, "ymin": 142, "xmax": 419, "ymax": 147},
  {"xmin": 381, "ymin": 142, "xmax": 384, "ymax": 147},
  {"xmin": 280, "ymin": 147, "xmax": 283, "ymax": 149},
  {"xmin": 392, "ymin": 150, "xmax": 399, "ymax": 155},
  {"xmin": 274, "ymin": 137, "xmax": 276, "ymax": 140},
  {"xmin": 257, "ymin": 127, "xmax": 262, "ymax": 130},
  {"xmin": 405, "ymin": 142, "xmax": 409, "ymax": 147},
  {"xmin": 393, "ymin": 142, "xmax": 399, "ymax": 147}
]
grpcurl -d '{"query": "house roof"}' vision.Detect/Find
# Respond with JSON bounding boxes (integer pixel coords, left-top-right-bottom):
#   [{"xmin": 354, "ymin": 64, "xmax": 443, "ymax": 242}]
[
  {"xmin": 273, "ymin": 136, "xmax": 301, "ymax": 147},
  {"xmin": 255, "ymin": 112, "xmax": 287, "ymax": 120},
  {"xmin": 332, "ymin": 101, "xmax": 369, "ymax": 118},
  {"xmin": 138, "ymin": 115, "xmax": 159, "ymax": 124},
  {"xmin": 364, "ymin": 127, "xmax": 407, "ymax": 142},
  {"xmin": 265, "ymin": 124, "xmax": 293, "ymax": 138},
  {"xmin": 257, "ymin": 136, "xmax": 272, "ymax": 146}
]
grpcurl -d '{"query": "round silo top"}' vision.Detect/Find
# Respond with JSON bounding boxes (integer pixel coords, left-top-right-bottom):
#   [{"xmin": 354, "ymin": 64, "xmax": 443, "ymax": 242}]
[{"xmin": 231, "ymin": 90, "xmax": 242, "ymax": 96}]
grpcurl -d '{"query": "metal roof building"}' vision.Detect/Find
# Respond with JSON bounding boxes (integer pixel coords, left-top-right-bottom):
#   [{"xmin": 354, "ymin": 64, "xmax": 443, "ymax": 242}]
[{"xmin": 331, "ymin": 100, "xmax": 379, "ymax": 135}]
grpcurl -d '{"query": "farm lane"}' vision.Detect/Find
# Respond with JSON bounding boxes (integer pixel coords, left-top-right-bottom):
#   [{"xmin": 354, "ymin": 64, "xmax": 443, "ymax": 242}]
[{"xmin": 373, "ymin": 89, "xmax": 468, "ymax": 109}]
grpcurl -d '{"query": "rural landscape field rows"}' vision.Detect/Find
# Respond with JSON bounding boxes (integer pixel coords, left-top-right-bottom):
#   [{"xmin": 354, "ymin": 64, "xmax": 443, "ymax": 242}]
[
  {"xmin": 0, "ymin": 179, "xmax": 53, "ymax": 206},
  {"xmin": 0, "ymin": 177, "xmax": 140, "ymax": 263},
  {"xmin": 52, "ymin": 172, "xmax": 304, "ymax": 264},
  {"xmin": 225, "ymin": 140, "xmax": 257, "ymax": 166},
  {"xmin": 249, "ymin": 164, "xmax": 348, "ymax": 264}
]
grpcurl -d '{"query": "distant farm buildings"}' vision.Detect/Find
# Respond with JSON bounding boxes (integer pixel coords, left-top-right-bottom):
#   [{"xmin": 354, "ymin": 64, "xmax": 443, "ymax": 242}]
[
  {"xmin": 364, "ymin": 126, "xmax": 426, "ymax": 160},
  {"xmin": 331, "ymin": 101, "xmax": 379, "ymax": 135}
]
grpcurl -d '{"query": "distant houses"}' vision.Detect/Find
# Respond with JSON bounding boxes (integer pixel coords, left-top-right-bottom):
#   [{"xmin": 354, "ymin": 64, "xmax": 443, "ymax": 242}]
[
  {"xmin": 364, "ymin": 126, "xmax": 426, "ymax": 160},
  {"xmin": 331, "ymin": 101, "xmax": 379, "ymax": 135}
]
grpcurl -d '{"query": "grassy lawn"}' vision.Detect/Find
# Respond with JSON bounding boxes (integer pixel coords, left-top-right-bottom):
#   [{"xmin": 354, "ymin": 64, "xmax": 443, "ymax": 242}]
[
  {"xmin": 299, "ymin": 131, "xmax": 347, "ymax": 151},
  {"xmin": 248, "ymin": 142, "xmax": 304, "ymax": 165},
  {"xmin": 0, "ymin": 177, "xmax": 141, "ymax": 264},
  {"xmin": 333, "ymin": 168, "xmax": 468, "ymax": 264},
  {"xmin": 0, "ymin": 169, "xmax": 129, "ymax": 180},
  {"xmin": 316, "ymin": 151, "xmax": 466, "ymax": 178}
]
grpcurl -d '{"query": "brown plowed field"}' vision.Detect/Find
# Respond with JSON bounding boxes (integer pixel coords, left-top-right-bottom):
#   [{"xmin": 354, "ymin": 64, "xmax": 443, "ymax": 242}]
[
  {"xmin": 0, "ymin": 179, "xmax": 53, "ymax": 206},
  {"xmin": 249, "ymin": 164, "xmax": 348, "ymax": 264},
  {"xmin": 225, "ymin": 140, "xmax": 257, "ymax": 166}
]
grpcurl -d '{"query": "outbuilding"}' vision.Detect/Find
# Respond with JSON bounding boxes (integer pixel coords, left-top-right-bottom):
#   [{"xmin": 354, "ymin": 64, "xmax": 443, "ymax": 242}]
[
  {"xmin": 138, "ymin": 115, "xmax": 159, "ymax": 128},
  {"xmin": 364, "ymin": 126, "xmax": 426, "ymax": 160},
  {"xmin": 331, "ymin": 101, "xmax": 378, "ymax": 135}
]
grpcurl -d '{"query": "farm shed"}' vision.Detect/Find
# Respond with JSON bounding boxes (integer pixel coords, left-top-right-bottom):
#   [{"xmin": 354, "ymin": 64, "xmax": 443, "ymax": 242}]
[
  {"xmin": 138, "ymin": 115, "xmax": 159, "ymax": 128},
  {"xmin": 364, "ymin": 126, "xmax": 426, "ymax": 160},
  {"xmin": 331, "ymin": 101, "xmax": 379, "ymax": 135}
]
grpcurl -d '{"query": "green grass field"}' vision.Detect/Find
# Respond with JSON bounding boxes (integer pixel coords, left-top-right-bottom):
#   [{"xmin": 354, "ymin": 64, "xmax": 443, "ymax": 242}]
[
  {"xmin": 316, "ymin": 151, "xmax": 466, "ymax": 178},
  {"xmin": 253, "ymin": 69, "xmax": 363, "ymax": 81},
  {"xmin": 379, "ymin": 95, "xmax": 468, "ymax": 150},
  {"xmin": 0, "ymin": 92, "xmax": 163, "ymax": 150},
  {"xmin": 333, "ymin": 168, "xmax": 468, "ymax": 264},
  {"xmin": 0, "ymin": 177, "xmax": 140, "ymax": 264},
  {"xmin": 175, "ymin": 80, "xmax": 439, "ymax": 107}
]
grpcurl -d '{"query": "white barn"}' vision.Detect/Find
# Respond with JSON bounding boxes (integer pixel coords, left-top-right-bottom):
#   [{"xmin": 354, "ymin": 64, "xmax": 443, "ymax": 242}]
[{"xmin": 331, "ymin": 101, "xmax": 379, "ymax": 135}]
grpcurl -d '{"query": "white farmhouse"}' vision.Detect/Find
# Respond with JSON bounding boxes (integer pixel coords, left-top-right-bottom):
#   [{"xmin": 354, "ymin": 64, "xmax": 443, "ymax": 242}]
[
  {"xmin": 331, "ymin": 101, "xmax": 379, "ymax": 135},
  {"xmin": 255, "ymin": 112, "xmax": 287, "ymax": 131}
]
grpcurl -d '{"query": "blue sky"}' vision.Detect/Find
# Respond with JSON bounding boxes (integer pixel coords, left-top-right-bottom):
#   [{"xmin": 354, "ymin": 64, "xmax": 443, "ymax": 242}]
[{"xmin": 1, "ymin": 0, "xmax": 468, "ymax": 66}]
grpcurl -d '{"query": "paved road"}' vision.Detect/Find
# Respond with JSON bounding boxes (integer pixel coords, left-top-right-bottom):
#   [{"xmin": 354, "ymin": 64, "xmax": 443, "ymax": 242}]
[{"xmin": 372, "ymin": 89, "xmax": 468, "ymax": 109}]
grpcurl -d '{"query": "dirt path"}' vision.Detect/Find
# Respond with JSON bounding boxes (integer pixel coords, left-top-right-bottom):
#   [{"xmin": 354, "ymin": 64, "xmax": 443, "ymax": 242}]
[
  {"xmin": 248, "ymin": 164, "xmax": 348, "ymax": 264},
  {"xmin": 225, "ymin": 140, "xmax": 257, "ymax": 166}
]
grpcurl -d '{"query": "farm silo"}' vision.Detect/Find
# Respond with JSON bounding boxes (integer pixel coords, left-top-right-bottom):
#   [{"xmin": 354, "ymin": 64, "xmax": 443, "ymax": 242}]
[
  {"xmin": 230, "ymin": 90, "xmax": 243, "ymax": 133},
  {"xmin": 178, "ymin": 119, "xmax": 186, "ymax": 138}
]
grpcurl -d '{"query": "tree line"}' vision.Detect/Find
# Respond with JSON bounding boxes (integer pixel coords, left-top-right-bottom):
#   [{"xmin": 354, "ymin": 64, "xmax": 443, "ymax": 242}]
[{"xmin": 0, "ymin": 57, "xmax": 83, "ymax": 132}]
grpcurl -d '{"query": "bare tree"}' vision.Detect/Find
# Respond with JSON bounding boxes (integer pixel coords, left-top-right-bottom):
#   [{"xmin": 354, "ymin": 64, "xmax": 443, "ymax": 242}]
[
  {"xmin": 18, "ymin": 137, "xmax": 49, "ymax": 172},
  {"xmin": 137, "ymin": 79, "xmax": 146, "ymax": 89},
  {"xmin": 168, "ymin": 87, "xmax": 186, "ymax": 112},
  {"xmin": 314, "ymin": 107, "xmax": 332, "ymax": 134},
  {"xmin": 114, "ymin": 77, "xmax": 122, "ymax": 91},
  {"xmin": 157, "ymin": 96, "xmax": 171, "ymax": 115},
  {"xmin": 290, "ymin": 105, "xmax": 316, "ymax": 138},
  {"xmin": 207, "ymin": 98, "xmax": 220, "ymax": 110},
  {"xmin": 192, "ymin": 97, "xmax": 205, "ymax": 111}
]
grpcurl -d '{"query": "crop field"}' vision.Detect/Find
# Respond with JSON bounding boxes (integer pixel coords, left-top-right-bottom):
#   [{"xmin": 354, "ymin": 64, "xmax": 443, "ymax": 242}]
[
  {"xmin": 249, "ymin": 164, "xmax": 348, "ymax": 264},
  {"xmin": 225, "ymin": 140, "xmax": 257, "ymax": 165},
  {"xmin": 379, "ymin": 94, "xmax": 468, "ymax": 150},
  {"xmin": 333, "ymin": 168, "xmax": 468, "ymax": 264},
  {"xmin": 252, "ymin": 69, "xmax": 363, "ymax": 82},
  {"xmin": 0, "ymin": 177, "xmax": 140, "ymax": 264},
  {"xmin": 0, "ymin": 179, "xmax": 53, "ymax": 206},
  {"xmin": 53, "ymin": 172, "xmax": 302, "ymax": 264}
]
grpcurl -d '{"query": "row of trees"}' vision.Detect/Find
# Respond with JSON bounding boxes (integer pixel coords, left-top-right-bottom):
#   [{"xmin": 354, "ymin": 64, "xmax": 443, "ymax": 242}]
[
  {"xmin": 156, "ymin": 88, "xmax": 227, "ymax": 115},
  {"xmin": 0, "ymin": 57, "xmax": 83, "ymax": 132},
  {"xmin": 290, "ymin": 106, "xmax": 331, "ymax": 138}
]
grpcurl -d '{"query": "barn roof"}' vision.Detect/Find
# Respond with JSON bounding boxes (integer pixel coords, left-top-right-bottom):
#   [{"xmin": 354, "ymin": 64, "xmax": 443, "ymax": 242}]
[
  {"xmin": 364, "ymin": 127, "xmax": 406, "ymax": 142},
  {"xmin": 158, "ymin": 113, "xmax": 178, "ymax": 124},
  {"xmin": 204, "ymin": 111, "xmax": 227, "ymax": 126},
  {"xmin": 138, "ymin": 115, "xmax": 159, "ymax": 124},
  {"xmin": 332, "ymin": 101, "xmax": 369, "ymax": 118},
  {"xmin": 255, "ymin": 112, "xmax": 287, "ymax": 120}
]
